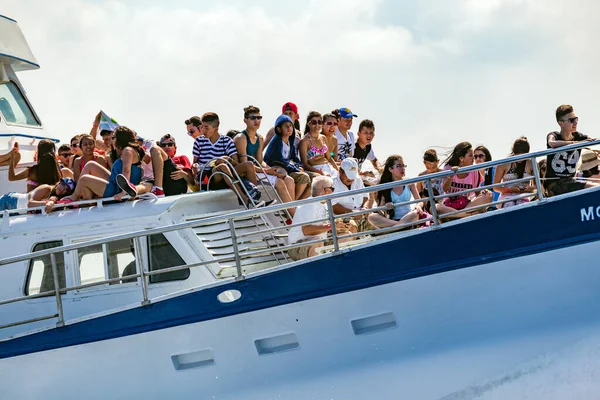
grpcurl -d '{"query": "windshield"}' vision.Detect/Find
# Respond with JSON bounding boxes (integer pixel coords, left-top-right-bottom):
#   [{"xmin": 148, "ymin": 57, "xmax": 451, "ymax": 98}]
[{"xmin": 0, "ymin": 81, "xmax": 40, "ymax": 126}]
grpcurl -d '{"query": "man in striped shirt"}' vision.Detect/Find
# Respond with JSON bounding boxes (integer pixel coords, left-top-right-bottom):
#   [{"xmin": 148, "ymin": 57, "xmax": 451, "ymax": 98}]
[{"xmin": 193, "ymin": 112, "xmax": 258, "ymax": 206}]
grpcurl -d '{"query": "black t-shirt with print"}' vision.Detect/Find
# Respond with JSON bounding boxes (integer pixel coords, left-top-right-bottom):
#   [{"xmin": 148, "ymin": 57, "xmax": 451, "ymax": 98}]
[
  {"xmin": 544, "ymin": 131, "xmax": 588, "ymax": 187},
  {"xmin": 353, "ymin": 142, "xmax": 372, "ymax": 168}
]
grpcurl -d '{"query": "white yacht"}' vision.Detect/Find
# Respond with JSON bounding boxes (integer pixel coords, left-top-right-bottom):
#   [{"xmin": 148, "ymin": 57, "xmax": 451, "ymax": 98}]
[{"xmin": 1, "ymin": 13, "xmax": 600, "ymax": 400}]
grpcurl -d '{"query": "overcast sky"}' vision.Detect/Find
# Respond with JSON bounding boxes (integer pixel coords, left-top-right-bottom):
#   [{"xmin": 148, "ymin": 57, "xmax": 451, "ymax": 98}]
[{"xmin": 3, "ymin": 0, "xmax": 600, "ymax": 176}]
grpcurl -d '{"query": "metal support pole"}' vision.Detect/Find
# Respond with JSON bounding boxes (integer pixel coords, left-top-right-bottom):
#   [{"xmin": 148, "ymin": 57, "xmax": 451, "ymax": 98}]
[
  {"xmin": 228, "ymin": 219, "xmax": 244, "ymax": 280},
  {"xmin": 326, "ymin": 199, "xmax": 340, "ymax": 252},
  {"xmin": 425, "ymin": 179, "xmax": 441, "ymax": 227},
  {"xmin": 133, "ymin": 236, "xmax": 150, "ymax": 306},
  {"xmin": 50, "ymin": 252, "xmax": 65, "ymax": 327},
  {"xmin": 531, "ymin": 156, "xmax": 545, "ymax": 201}
]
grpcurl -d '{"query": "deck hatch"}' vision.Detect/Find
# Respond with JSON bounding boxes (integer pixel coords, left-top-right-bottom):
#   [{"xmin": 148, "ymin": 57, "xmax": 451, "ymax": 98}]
[
  {"xmin": 171, "ymin": 349, "xmax": 215, "ymax": 371},
  {"xmin": 254, "ymin": 332, "xmax": 299, "ymax": 355}
]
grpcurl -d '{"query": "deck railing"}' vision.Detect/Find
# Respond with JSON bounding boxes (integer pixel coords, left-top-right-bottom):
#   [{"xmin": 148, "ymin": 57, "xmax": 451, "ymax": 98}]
[{"xmin": 0, "ymin": 140, "xmax": 598, "ymax": 332}]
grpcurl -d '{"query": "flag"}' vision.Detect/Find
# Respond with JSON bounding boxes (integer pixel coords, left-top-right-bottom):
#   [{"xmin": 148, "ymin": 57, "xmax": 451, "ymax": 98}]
[{"xmin": 99, "ymin": 111, "xmax": 120, "ymax": 132}]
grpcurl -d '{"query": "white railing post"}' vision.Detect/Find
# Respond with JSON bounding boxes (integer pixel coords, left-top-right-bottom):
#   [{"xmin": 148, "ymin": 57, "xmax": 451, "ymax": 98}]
[
  {"xmin": 326, "ymin": 199, "xmax": 340, "ymax": 252},
  {"xmin": 228, "ymin": 219, "xmax": 244, "ymax": 280},
  {"xmin": 50, "ymin": 252, "xmax": 65, "ymax": 327},
  {"xmin": 133, "ymin": 236, "xmax": 150, "ymax": 306},
  {"xmin": 531, "ymin": 156, "xmax": 545, "ymax": 201},
  {"xmin": 425, "ymin": 179, "xmax": 441, "ymax": 227}
]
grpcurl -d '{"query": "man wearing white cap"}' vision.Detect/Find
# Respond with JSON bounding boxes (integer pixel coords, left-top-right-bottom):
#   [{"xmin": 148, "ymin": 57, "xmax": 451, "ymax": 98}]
[{"xmin": 332, "ymin": 158, "xmax": 371, "ymax": 231}]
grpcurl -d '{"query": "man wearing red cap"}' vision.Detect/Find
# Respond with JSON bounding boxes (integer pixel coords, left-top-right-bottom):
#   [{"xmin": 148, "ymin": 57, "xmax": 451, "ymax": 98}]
[{"xmin": 264, "ymin": 102, "xmax": 302, "ymax": 148}]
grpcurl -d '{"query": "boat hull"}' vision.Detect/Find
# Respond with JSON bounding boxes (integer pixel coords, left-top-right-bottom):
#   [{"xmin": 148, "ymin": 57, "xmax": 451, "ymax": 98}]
[{"xmin": 2, "ymin": 238, "xmax": 600, "ymax": 399}]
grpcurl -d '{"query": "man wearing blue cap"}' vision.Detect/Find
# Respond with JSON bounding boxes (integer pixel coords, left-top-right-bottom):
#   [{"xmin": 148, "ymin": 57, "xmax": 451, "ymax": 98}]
[{"xmin": 335, "ymin": 107, "xmax": 358, "ymax": 162}]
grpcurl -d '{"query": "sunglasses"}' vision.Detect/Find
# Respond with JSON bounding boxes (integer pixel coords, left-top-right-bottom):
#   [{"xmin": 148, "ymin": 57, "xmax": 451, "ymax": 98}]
[
  {"xmin": 160, "ymin": 143, "xmax": 175, "ymax": 148},
  {"xmin": 563, "ymin": 117, "xmax": 579, "ymax": 124},
  {"xmin": 474, "ymin": 154, "xmax": 486, "ymax": 159},
  {"xmin": 71, "ymin": 143, "xmax": 79, "ymax": 148},
  {"xmin": 59, "ymin": 153, "xmax": 72, "ymax": 157},
  {"xmin": 393, "ymin": 164, "xmax": 407, "ymax": 168},
  {"xmin": 324, "ymin": 121, "xmax": 338, "ymax": 126},
  {"xmin": 248, "ymin": 116, "xmax": 263, "ymax": 120},
  {"xmin": 309, "ymin": 120, "xmax": 323, "ymax": 125},
  {"xmin": 325, "ymin": 186, "xmax": 335, "ymax": 191}
]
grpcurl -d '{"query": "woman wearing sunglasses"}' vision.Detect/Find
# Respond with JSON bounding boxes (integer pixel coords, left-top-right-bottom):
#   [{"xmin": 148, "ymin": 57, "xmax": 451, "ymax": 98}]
[
  {"xmin": 320, "ymin": 113, "xmax": 339, "ymax": 160},
  {"xmin": 298, "ymin": 111, "xmax": 339, "ymax": 177}
]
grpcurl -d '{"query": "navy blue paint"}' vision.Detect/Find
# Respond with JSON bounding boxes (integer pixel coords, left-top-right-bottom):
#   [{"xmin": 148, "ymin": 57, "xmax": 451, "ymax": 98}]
[
  {"xmin": 0, "ymin": 53, "xmax": 40, "ymax": 69},
  {"xmin": 0, "ymin": 133, "xmax": 58, "ymax": 142},
  {"xmin": 2, "ymin": 190, "xmax": 600, "ymax": 359},
  {"xmin": 0, "ymin": 15, "xmax": 17, "ymax": 23}
]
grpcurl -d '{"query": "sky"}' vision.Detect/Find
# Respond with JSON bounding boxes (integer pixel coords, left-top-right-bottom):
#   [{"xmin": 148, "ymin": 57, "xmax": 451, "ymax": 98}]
[{"xmin": 3, "ymin": 0, "xmax": 600, "ymax": 176}]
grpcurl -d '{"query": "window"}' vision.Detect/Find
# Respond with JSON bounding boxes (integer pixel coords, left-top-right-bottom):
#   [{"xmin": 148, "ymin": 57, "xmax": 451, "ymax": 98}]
[
  {"xmin": 74, "ymin": 234, "xmax": 188, "ymax": 287},
  {"xmin": 148, "ymin": 234, "xmax": 189, "ymax": 283},
  {"xmin": 0, "ymin": 81, "xmax": 40, "ymax": 126},
  {"xmin": 26, "ymin": 241, "xmax": 66, "ymax": 296}
]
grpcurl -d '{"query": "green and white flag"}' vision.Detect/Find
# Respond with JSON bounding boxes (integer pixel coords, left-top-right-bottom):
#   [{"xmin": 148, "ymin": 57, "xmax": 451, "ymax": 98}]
[{"xmin": 99, "ymin": 111, "xmax": 119, "ymax": 132}]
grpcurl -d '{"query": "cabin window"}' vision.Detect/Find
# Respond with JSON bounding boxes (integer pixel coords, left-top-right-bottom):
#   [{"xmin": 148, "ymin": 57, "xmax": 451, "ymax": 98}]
[
  {"xmin": 0, "ymin": 81, "xmax": 40, "ymax": 126},
  {"xmin": 25, "ymin": 241, "xmax": 66, "ymax": 296},
  {"xmin": 74, "ymin": 234, "xmax": 188, "ymax": 288},
  {"xmin": 148, "ymin": 233, "xmax": 189, "ymax": 283}
]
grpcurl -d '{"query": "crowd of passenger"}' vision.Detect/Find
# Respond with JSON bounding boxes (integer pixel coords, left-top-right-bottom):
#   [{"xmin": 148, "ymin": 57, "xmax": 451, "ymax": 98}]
[{"xmin": 0, "ymin": 103, "xmax": 598, "ymax": 259}]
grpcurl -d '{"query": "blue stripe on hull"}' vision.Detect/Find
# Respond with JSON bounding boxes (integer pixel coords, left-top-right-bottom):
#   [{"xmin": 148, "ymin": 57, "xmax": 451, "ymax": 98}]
[{"xmin": 2, "ymin": 191, "xmax": 599, "ymax": 359}]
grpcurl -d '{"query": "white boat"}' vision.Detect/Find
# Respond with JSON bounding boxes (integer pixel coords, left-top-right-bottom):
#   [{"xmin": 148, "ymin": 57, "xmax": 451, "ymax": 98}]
[{"xmin": 1, "ymin": 14, "xmax": 600, "ymax": 400}]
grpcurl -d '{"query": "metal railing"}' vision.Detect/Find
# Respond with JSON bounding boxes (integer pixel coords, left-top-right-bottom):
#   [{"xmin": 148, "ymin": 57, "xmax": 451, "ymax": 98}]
[{"xmin": 0, "ymin": 140, "xmax": 598, "ymax": 333}]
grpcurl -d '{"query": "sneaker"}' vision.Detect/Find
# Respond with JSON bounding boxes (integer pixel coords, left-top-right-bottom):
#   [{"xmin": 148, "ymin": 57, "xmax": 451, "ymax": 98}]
[
  {"xmin": 255, "ymin": 199, "xmax": 276, "ymax": 208},
  {"xmin": 116, "ymin": 174, "xmax": 137, "ymax": 197},
  {"xmin": 151, "ymin": 186, "xmax": 165, "ymax": 197}
]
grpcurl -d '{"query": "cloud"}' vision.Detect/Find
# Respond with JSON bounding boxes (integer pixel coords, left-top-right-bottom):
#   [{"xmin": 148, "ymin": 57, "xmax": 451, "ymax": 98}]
[{"xmin": 2, "ymin": 0, "xmax": 599, "ymax": 177}]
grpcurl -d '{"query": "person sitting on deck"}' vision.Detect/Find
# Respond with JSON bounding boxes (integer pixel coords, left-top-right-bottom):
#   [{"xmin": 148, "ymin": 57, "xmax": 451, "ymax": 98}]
[
  {"xmin": 298, "ymin": 111, "xmax": 339, "ymax": 177},
  {"xmin": 334, "ymin": 107, "xmax": 358, "ymax": 162},
  {"xmin": 367, "ymin": 155, "xmax": 428, "ymax": 230},
  {"xmin": 234, "ymin": 106, "xmax": 296, "ymax": 214},
  {"xmin": 72, "ymin": 134, "xmax": 108, "ymax": 182},
  {"xmin": 321, "ymin": 113, "xmax": 339, "ymax": 163},
  {"xmin": 192, "ymin": 112, "xmax": 258, "ymax": 206},
  {"xmin": 544, "ymin": 104, "xmax": 598, "ymax": 196},
  {"xmin": 287, "ymin": 176, "xmax": 353, "ymax": 261},
  {"xmin": 8, "ymin": 140, "xmax": 72, "ymax": 192},
  {"xmin": 157, "ymin": 134, "xmax": 194, "ymax": 196},
  {"xmin": 331, "ymin": 158, "xmax": 373, "ymax": 232},
  {"xmin": 437, "ymin": 141, "xmax": 493, "ymax": 218},
  {"xmin": 416, "ymin": 149, "xmax": 444, "ymax": 213},
  {"xmin": 0, "ymin": 177, "xmax": 75, "ymax": 214},
  {"xmin": 60, "ymin": 126, "xmax": 151, "ymax": 202},
  {"xmin": 264, "ymin": 115, "xmax": 312, "ymax": 200},
  {"xmin": 353, "ymin": 118, "xmax": 383, "ymax": 208},
  {"xmin": 57, "ymin": 144, "xmax": 73, "ymax": 170},
  {"xmin": 492, "ymin": 137, "xmax": 536, "ymax": 208}
]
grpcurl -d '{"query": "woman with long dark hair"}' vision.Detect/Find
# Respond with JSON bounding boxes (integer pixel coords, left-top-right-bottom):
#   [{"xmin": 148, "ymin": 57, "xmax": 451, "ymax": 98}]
[
  {"xmin": 367, "ymin": 155, "xmax": 424, "ymax": 228},
  {"xmin": 9, "ymin": 139, "xmax": 66, "ymax": 192},
  {"xmin": 438, "ymin": 141, "xmax": 492, "ymax": 217},
  {"xmin": 492, "ymin": 137, "xmax": 535, "ymax": 208},
  {"xmin": 72, "ymin": 134, "xmax": 108, "ymax": 182},
  {"xmin": 298, "ymin": 111, "xmax": 339, "ymax": 176}
]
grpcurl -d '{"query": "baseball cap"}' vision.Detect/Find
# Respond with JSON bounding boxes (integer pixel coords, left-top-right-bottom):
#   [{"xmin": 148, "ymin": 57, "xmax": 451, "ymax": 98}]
[
  {"xmin": 338, "ymin": 107, "xmax": 358, "ymax": 119},
  {"xmin": 282, "ymin": 102, "xmax": 299, "ymax": 117},
  {"xmin": 160, "ymin": 134, "xmax": 176, "ymax": 146},
  {"xmin": 340, "ymin": 158, "xmax": 359, "ymax": 180}
]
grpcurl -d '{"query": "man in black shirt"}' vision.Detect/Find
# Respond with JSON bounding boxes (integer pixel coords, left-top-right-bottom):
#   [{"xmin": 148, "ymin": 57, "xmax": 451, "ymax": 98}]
[{"xmin": 545, "ymin": 104, "xmax": 598, "ymax": 196}]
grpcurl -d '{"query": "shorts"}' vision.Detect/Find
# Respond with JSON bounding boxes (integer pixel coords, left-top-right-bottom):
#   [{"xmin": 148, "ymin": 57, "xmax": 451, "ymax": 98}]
[
  {"xmin": 546, "ymin": 178, "xmax": 586, "ymax": 196},
  {"xmin": 312, "ymin": 163, "xmax": 338, "ymax": 178},
  {"xmin": 289, "ymin": 171, "xmax": 311, "ymax": 185},
  {"xmin": 444, "ymin": 196, "xmax": 469, "ymax": 210},
  {"xmin": 195, "ymin": 166, "xmax": 229, "ymax": 191},
  {"xmin": 288, "ymin": 239, "xmax": 314, "ymax": 261},
  {"xmin": 0, "ymin": 192, "xmax": 19, "ymax": 211}
]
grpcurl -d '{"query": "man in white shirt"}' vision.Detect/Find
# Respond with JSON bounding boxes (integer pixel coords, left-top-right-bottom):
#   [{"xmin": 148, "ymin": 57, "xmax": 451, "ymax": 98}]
[
  {"xmin": 287, "ymin": 176, "xmax": 351, "ymax": 260},
  {"xmin": 332, "ymin": 158, "xmax": 372, "ymax": 232},
  {"xmin": 335, "ymin": 107, "xmax": 358, "ymax": 161}
]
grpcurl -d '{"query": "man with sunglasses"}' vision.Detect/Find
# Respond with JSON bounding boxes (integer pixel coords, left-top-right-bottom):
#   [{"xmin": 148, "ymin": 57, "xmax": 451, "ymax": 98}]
[
  {"xmin": 57, "ymin": 144, "xmax": 73, "ymax": 169},
  {"xmin": 185, "ymin": 116, "xmax": 203, "ymax": 140},
  {"xmin": 158, "ymin": 134, "xmax": 193, "ymax": 196},
  {"xmin": 545, "ymin": 104, "xmax": 598, "ymax": 196},
  {"xmin": 335, "ymin": 107, "xmax": 358, "ymax": 162}
]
